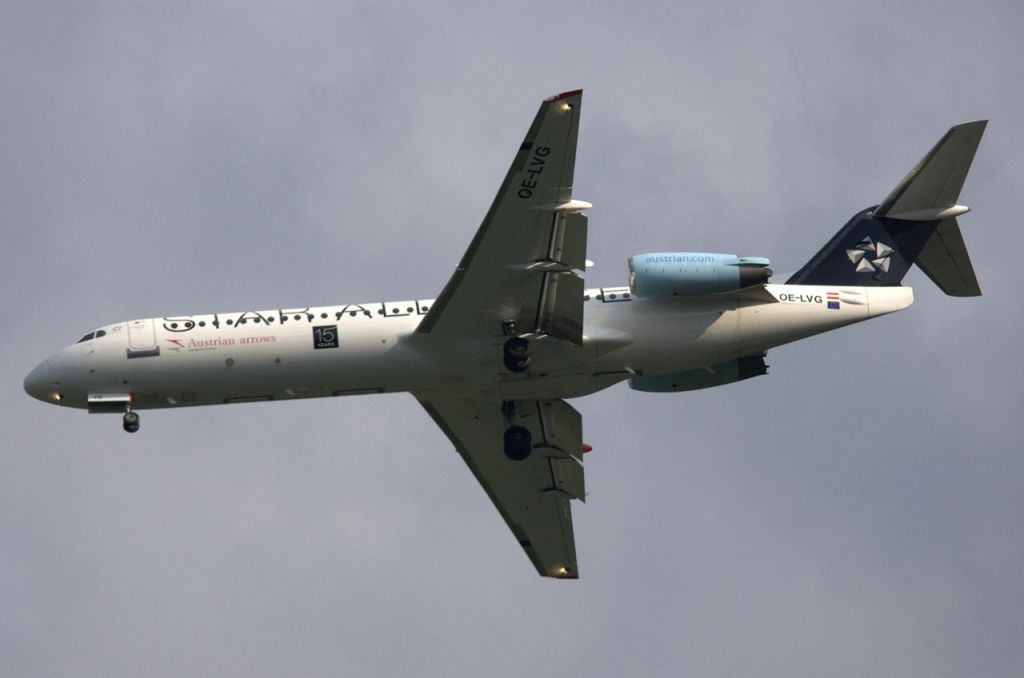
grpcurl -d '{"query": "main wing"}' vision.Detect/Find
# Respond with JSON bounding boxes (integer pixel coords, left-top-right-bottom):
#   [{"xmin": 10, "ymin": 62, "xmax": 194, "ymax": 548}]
[
  {"xmin": 417, "ymin": 397, "xmax": 585, "ymax": 579},
  {"xmin": 416, "ymin": 90, "xmax": 589, "ymax": 343}
]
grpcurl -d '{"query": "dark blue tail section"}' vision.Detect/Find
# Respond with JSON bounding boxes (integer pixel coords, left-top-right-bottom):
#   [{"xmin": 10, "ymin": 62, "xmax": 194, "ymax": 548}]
[
  {"xmin": 787, "ymin": 121, "xmax": 986, "ymax": 293},
  {"xmin": 786, "ymin": 207, "xmax": 938, "ymax": 286}
]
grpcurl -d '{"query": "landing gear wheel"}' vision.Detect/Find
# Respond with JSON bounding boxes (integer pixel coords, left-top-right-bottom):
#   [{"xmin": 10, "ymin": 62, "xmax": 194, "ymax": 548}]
[
  {"xmin": 123, "ymin": 411, "xmax": 140, "ymax": 433},
  {"xmin": 503, "ymin": 425, "xmax": 532, "ymax": 461},
  {"xmin": 503, "ymin": 337, "xmax": 531, "ymax": 373},
  {"xmin": 503, "ymin": 354, "xmax": 532, "ymax": 372},
  {"xmin": 504, "ymin": 336, "xmax": 529, "ymax": 359}
]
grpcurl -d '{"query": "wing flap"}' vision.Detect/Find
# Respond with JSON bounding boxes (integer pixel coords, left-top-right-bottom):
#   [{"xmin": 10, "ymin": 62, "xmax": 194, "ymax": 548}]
[
  {"xmin": 550, "ymin": 458, "xmax": 586, "ymax": 502},
  {"xmin": 541, "ymin": 271, "xmax": 585, "ymax": 343},
  {"xmin": 530, "ymin": 398, "xmax": 585, "ymax": 501}
]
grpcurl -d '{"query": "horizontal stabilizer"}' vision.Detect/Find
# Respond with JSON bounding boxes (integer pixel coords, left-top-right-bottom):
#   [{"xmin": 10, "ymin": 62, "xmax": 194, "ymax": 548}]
[
  {"xmin": 915, "ymin": 218, "xmax": 982, "ymax": 296},
  {"xmin": 876, "ymin": 120, "xmax": 987, "ymax": 219}
]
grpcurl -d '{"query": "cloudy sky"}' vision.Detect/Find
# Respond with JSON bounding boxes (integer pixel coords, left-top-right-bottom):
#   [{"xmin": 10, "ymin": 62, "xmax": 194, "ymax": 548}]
[{"xmin": 3, "ymin": 1, "xmax": 1023, "ymax": 676}]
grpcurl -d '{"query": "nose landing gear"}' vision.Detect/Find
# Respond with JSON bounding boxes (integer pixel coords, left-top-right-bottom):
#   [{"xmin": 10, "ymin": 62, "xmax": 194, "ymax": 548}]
[
  {"xmin": 122, "ymin": 410, "xmax": 140, "ymax": 433},
  {"xmin": 87, "ymin": 394, "xmax": 139, "ymax": 433}
]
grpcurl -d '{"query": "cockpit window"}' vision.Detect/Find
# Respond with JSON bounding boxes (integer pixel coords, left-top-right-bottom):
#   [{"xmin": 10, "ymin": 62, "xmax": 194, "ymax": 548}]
[{"xmin": 77, "ymin": 329, "xmax": 106, "ymax": 343}]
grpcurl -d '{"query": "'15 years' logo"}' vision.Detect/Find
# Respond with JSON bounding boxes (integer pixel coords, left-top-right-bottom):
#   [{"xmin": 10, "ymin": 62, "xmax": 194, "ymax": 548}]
[{"xmin": 313, "ymin": 325, "xmax": 339, "ymax": 349}]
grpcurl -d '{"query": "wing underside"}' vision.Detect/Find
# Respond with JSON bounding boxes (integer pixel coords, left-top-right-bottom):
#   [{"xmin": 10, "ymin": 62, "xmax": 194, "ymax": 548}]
[
  {"xmin": 417, "ymin": 90, "xmax": 589, "ymax": 343},
  {"xmin": 417, "ymin": 396, "xmax": 585, "ymax": 579}
]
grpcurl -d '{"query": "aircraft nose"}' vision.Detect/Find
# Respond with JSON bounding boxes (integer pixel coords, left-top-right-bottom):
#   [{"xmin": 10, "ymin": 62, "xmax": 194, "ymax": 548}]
[{"xmin": 24, "ymin": 358, "xmax": 62, "ymax": 404}]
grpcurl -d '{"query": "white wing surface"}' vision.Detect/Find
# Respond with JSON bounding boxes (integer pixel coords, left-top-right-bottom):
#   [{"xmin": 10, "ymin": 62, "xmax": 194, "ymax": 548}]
[
  {"xmin": 417, "ymin": 397, "xmax": 585, "ymax": 579},
  {"xmin": 417, "ymin": 90, "xmax": 589, "ymax": 343}
]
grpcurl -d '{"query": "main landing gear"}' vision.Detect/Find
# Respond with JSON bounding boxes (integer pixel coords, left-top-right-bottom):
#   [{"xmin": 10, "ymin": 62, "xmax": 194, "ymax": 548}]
[
  {"xmin": 503, "ymin": 336, "xmax": 531, "ymax": 373},
  {"xmin": 499, "ymin": 336, "xmax": 535, "ymax": 459},
  {"xmin": 122, "ymin": 410, "xmax": 140, "ymax": 433},
  {"xmin": 503, "ymin": 425, "xmax": 532, "ymax": 461},
  {"xmin": 501, "ymin": 400, "xmax": 532, "ymax": 461}
]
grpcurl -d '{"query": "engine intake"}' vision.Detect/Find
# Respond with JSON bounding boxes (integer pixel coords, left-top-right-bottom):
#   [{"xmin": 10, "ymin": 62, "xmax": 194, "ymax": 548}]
[{"xmin": 628, "ymin": 252, "xmax": 771, "ymax": 297}]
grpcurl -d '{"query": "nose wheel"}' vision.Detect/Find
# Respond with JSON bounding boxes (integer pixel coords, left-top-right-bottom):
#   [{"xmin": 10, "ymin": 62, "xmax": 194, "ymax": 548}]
[{"xmin": 122, "ymin": 410, "xmax": 140, "ymax": 433}]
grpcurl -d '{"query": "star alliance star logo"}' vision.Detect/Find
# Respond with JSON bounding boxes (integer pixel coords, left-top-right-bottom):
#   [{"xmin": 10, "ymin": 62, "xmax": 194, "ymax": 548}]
[{"xmin": 846, "ymin": 237, "xmax": 894, "ymax": 274}]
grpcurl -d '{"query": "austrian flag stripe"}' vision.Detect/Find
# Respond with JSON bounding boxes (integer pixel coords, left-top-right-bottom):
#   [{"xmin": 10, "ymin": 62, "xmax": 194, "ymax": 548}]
[{"xmin": 826, "ymin": 291, "xmax": 840, "ymax": 310}]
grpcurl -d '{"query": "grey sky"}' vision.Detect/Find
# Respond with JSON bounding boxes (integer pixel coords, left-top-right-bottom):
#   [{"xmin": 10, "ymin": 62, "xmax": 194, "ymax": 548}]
[{"xmin": 3, "ymin": 1, "xmax": 1023, "ymax": 676}]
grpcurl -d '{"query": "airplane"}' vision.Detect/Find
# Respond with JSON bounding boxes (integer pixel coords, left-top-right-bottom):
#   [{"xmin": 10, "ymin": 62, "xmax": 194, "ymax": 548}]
[{"xmin": 24, "ymin": 90, "xmax": 986, "ymax": 579}]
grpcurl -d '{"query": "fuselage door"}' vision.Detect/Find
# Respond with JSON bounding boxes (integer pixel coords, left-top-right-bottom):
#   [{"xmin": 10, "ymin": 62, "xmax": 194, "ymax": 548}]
[{"xmin": 127, "ymin": 319, "xmax": 160, "ymax": 358}]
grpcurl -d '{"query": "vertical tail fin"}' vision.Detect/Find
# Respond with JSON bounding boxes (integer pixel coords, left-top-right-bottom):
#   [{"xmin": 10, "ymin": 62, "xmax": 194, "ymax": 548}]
[{"xmin": 787, "ymin": 121, "xmax": 986, "ymax": 294}]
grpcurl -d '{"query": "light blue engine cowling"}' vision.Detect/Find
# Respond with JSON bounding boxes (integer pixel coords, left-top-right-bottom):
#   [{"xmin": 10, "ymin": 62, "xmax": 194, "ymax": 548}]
[{"xmin": 628, "ymin": 252, "xmax": 771, "ymax": 297}]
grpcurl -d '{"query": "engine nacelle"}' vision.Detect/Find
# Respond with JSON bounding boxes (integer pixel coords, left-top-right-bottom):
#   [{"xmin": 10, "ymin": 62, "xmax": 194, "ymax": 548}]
[
  {"xmin": 628, "ymin": 252, "xmax": 771, "ymax": 297},
  {"xmin": 629, "ymin": 354, "xmax": 768, "ymax": 392}
]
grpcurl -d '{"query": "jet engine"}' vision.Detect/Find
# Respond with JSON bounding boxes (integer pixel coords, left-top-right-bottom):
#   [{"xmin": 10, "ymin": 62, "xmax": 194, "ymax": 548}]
[
  {"xmin": 629, "ymin": 354, "xmax": 768, "ymax": 392},
  {"xmin": 628, "ymin": 252, "xmax": 771, "ymax": 297}
]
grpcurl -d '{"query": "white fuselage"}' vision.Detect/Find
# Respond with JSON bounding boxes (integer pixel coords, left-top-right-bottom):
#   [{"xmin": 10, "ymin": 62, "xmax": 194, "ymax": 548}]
[{"xmin": 24, "ymin": 283, "xmax": 913, "ymax": 412}]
